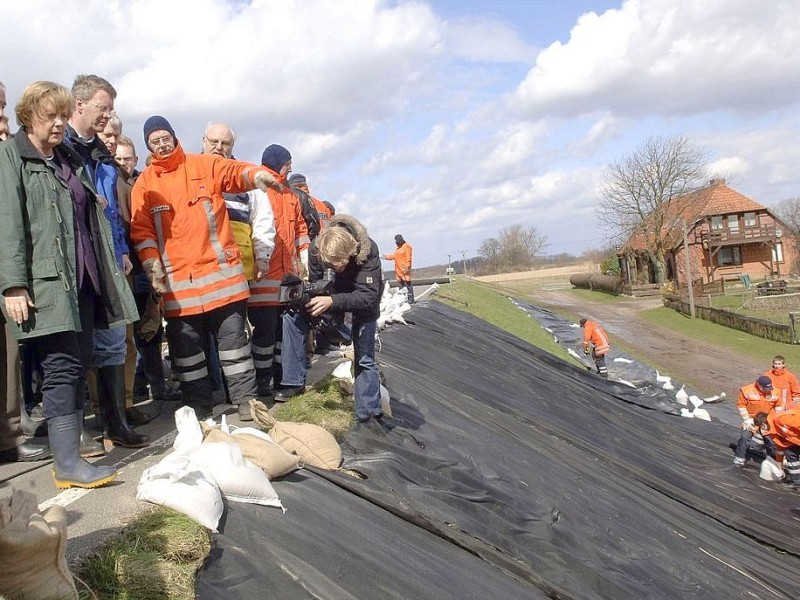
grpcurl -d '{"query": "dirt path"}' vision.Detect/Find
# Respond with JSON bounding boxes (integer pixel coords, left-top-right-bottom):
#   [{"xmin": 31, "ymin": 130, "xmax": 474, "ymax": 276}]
[{"xmin": 530, "ymin": 289, "xmax": 764, "ymax": 399}]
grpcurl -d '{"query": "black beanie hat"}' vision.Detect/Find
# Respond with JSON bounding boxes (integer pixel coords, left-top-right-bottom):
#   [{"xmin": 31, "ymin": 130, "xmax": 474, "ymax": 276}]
[
  {"xmin": 143, "ymin": 115, "xmax": 176, "ymax": 147},
  {"xmin": 395, "ymin": 234, "xmax": 405, "ymax": 245},
  {"xmin": 288, "ymin": 173, "xmax": 307, "ymax": 186},
  {"xmin": 260, "ymin": 144, "xmax": 291, "ymax": 173}
]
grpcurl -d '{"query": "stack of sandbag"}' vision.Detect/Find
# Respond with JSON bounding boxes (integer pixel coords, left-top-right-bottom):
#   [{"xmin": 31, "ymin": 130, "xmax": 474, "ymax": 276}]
[
  {"xmin": 137, "ymin": 407, "xmax": 283, "ymax": 532},
  {"xmin": 331, "ymin": 361, "xmax": 392, "ymax": 417},
  {"xmin": 250, "ymin": 400, "xmax": 343, "ymax": 470},
  {"xmin": 378, "ymin": 281, "xmax": 411, "ymax": 329},
  {"xmin": 201, "ymin": 418, "xmax": 302, "ymax": 480},
  {"xmin": 0, "ymin": 489, "xmax": 77, "ymax": 600}
]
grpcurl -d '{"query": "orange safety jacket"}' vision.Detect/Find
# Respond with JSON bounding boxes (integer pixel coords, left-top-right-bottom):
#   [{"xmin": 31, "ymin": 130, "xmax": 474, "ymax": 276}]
[
  {"xmin": 248, "ymin": 171, "xmax": 310, "ymax": 307},
  {"xmin": 763, "ymin": 368, "xmax": 800, "ymax": 409},
  {"xmin": 312, "ymin": 196, "xmax": 332, "ymax": 231},
  {"xmin": 130, "ymin": 144, "xmax": 265, "ymax": 317},
  {"xmin": 385, "ymin": 242, "xmax": 413, "ymax": 282},
  {"xmin": 737, "ymin": 382, "xmax": 781, "ymax": 418},
  {"xmin": 767, "ymin": 408, "xmax": 800, "ymax": 449},
  {"xmin": 582, "ymin": 320, "xmax": 610, "ymax": 356}
]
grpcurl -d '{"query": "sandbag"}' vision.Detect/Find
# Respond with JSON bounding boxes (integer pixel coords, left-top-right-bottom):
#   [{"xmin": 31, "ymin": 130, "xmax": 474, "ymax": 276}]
[
  {"xmin": 137, "ymin": 455, "xmax": 224, "ymax": 532},
  {"xmin": 204, "ymin": 427, "xmax": 302, "ymax": 479},
  {"xmin": 250, "ymin": 400, "xmax": 342, "ymax": 470},
  {"xmin": 0, "ymin": 489, "xmax": 77, "ymax": 600},
  {"xmin": 188, "ymin": 442, "xmax": 284, "ymax": 508},
  {"xmin": 760, "ymin": 456, "xmax": 784, "ymax": 481}
]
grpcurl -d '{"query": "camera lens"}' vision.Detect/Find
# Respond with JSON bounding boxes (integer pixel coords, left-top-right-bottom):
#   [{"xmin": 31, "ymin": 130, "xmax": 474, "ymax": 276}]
[{"xmin": 287, "ymin": 288, "xmax": 300, "ymax": 301}]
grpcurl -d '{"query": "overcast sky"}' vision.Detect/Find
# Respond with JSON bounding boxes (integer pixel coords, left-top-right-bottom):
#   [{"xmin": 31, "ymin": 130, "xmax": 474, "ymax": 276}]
[{"xmin": 2, "ymin": 0, "xmax": 799, "ymax": 268}]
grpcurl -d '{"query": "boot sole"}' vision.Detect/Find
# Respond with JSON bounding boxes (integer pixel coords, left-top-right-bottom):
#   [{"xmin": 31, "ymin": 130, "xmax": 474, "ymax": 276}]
[
  {"xmin": 52, "ymin": 468, "xmax": 118, "ymax": 489},
  {"xmin": 108, "ymin": 438, "xmax": 151, "ymax": 449}
]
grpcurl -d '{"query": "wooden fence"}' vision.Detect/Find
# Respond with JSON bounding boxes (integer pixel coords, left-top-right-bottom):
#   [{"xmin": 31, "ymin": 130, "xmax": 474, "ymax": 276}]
[{"xmin": 663, "ymin": 294, "xmax": 800, "ymax": 344}]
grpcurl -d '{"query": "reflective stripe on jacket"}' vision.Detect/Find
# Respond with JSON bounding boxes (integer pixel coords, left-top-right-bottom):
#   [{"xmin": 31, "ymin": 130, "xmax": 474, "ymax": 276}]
[
  {"xmin": 247, "ymin": 177, "xmax": 309, "ymax": 307},
  {"xmin": 737, "ymin": 382, "xmax": 781, "ymax": 417},
  {"xmin": 130, "ymin": 143, "xmax": 264, "ymax": 317},
  {"xmin": 767, "ymin": 408, "xmax": 800, "ymax": 449},
  {"xmin": 763, "ymin": 368, "xmax": 800, "ymax": 409},
  {"xmin": 583, "ymin": 320, "xmax": 610, "ymax": 356}
]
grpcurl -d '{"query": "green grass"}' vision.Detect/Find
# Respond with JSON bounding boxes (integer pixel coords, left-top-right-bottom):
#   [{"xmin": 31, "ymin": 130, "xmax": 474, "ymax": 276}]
[
  {"xmin": 273, "ymin": 376, "xmax": 355, "ymax": 440},
  {"xmin": 433, "ymin": 279, "xmax": 576, "ymax": 364},
  {"xmin": 639, "ymin": 305, "xmax": 800, "ymax": 365},
  {"xmin": 76, "ymin": 507, "xmax": 211, "ymax": 600}
]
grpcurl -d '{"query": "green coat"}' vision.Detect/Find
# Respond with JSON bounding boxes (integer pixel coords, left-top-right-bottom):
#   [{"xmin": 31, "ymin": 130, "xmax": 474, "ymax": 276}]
[{"xmin": 0, "ymin": 132, "xmax": 138, "ymax": 340}]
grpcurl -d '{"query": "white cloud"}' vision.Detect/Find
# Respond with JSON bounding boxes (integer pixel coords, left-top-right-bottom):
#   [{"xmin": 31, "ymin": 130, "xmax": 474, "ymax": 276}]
[
  {"xmin": 511, "ymin": 0, "xmax": 800, "ymax": 119},
  {"xmin": 444, "ymin": 16, "xmax": 537, "ymax": 63}
]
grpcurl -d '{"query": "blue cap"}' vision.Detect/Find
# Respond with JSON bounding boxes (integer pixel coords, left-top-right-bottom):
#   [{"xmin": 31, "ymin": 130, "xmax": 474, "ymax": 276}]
[
  {"xmin": 756, "ymin": 375, "xmax": 773, "ymax": 390},
  {"xmin": 143, "ymin": 115, "xmax": 176, "ymax": 147}
]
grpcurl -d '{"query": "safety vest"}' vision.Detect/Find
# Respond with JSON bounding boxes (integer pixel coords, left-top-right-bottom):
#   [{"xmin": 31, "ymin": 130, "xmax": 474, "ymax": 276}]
[
  {"xmin": 247, "ymin": 177, "xmax": 310, "ymax": 307},
  {"xmin": 737, "ymin": 383, "xmax": 781, "ymax": 418},
  {"xmin": 131, "ymin": 144, "xmax": 264, "ymax": 317},
  {"xmin": 767, "ymin": 408, "xmax": 800, "ymax": 449}
]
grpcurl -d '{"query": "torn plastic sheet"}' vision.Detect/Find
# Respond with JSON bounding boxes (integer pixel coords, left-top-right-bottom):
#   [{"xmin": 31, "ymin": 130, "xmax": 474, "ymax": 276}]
[{"xmin": 197, "ymin": 302, "xmax": 800, "ymax": 599}]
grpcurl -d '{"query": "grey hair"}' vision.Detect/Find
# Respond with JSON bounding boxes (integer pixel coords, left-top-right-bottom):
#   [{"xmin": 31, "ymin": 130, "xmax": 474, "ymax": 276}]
[
  {"xmin": 71, "ymin": 74, "xmax": 116, "ymax": 100},
  {"xmin": 106, "ymin": 114, "xmax": 122, "ymax": 132}
]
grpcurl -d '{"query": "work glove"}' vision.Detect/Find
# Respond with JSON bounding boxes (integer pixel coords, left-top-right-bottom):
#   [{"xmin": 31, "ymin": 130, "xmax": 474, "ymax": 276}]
[
  {"xmin": 253, "ymin": 170, "xmax": 285, "ymax": 193},
  {"xmin": 254, "ymin": 258, "xmax": 270, "ymax": 282},
  {"xmin": 741, "ymin": 417, "xmax": 754, "ymax": 430},
  {"xmin": 142, "ymin": 258, "xmax": 167, "ymax": 295}
]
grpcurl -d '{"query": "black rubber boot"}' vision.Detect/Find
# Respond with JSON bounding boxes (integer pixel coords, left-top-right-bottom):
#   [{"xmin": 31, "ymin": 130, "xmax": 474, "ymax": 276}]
[
  {"xmin": 97, "ymin": 365, "xmax": 150, "ymax": 448},
  {"xmin": 48, "ymin": 413, "xmax": 117, "ymax": 489},
  {"xmin": 77, "ymin": 408, "xmax": 105, "ymax": 458},
  {"xmin": 19, "ymin": 404, "xmax": 47, "ymax": 437}
]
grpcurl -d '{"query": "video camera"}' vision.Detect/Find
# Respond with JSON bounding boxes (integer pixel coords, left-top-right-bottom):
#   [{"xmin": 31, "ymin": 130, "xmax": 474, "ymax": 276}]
[
  {"xmin": 278, "ymin": 268, "xmax": 335, "ymax": 307},
  {"xmin": 278, "ymin": 269, "xmax": 350, "ymax": 345}
]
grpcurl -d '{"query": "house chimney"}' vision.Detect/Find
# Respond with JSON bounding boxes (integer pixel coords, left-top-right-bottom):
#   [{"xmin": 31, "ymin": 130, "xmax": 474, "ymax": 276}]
[{"xmin": 709, "ymin": 178, "xmax": 726, "ymax": 186}]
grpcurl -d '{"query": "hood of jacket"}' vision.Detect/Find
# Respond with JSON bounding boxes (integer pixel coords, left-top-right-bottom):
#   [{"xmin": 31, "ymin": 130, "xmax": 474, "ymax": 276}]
[{"xmin": 329, "ymin": 214, "xmax": 371, "ymax": 265}]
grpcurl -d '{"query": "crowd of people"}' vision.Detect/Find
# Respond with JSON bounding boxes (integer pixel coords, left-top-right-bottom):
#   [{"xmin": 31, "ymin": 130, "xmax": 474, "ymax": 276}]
[{"xmin": 0, "ymin": 75, "xmax": 410, "ymax": 489}]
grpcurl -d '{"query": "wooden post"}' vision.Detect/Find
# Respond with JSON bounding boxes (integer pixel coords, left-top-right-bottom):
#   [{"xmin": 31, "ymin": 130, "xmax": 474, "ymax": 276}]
[
  {"xmin": 790, "ymin": 312, "xmax": 800, "ymax": 344},
  {"xmin": 683, "ymin": 221, "xmax": 696, "ymax": 319}
]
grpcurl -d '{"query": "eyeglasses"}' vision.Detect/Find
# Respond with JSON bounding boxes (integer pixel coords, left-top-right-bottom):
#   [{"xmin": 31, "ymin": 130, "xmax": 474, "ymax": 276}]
[
  {"xmin": 204, "ymin": 136, "xmax": 233, "ymax": 149},
  {"xmin": 149, "ymin": 135, "xmax": 174, "ymax": 147},
  {"xmin": 82, "ymin": 99, "xmax": 115, "ymax": 117}
]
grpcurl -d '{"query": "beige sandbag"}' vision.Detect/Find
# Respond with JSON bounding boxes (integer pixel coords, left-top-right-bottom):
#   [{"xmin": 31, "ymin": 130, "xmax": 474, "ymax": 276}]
[
  {"xmin": 0, "ymin": 489, "xmax": 77, "ymax": 600},
  {"xmin": 204, "ymin": 428, "xmax": 302, "ymax": 479},
  {"xmin": 250, "ymin": 400, "xmax": 342, "ymax": 470}
]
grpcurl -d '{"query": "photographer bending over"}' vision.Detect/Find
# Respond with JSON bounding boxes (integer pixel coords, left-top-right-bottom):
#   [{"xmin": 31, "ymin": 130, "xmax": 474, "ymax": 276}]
[{"xmin": 275, "ymin": 215, "xmax": 385, "ymax": 426}]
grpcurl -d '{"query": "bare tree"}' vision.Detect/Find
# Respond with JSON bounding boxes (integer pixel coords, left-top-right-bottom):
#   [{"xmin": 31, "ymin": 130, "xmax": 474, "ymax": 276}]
[
  {"xmin": 478, "ymin": 225, "xmax": 548, "ymax": 273},
  {"xmin": 771, "ymin": 196, "xmax": 800, "ymax": 236},
  {"xmin": 597, "ymin": 134, "xmax": 708, "ymax": 283}
]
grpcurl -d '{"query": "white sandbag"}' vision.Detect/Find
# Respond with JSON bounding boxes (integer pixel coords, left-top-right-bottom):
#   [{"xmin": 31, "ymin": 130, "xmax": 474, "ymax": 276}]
[
  {"xmin": 380, "ymin": 384, "xmax": 393, "ymax": 418},
  {"xmin": 675, "ymin": 386, "xmax": 689, "ymax": 405},
  {"xmin": 189, "ymin": 442, "xmax": 284, "ymax": 509},
  {"xmin": 173, "ymin": 405, "xmax": 204, "ymax": 454},
  {"xmin": 137, "ymin": 455, "xmax": 224, "ymax": 532},
  {"xmin": 691, "ymin": 408, "xmax": 711, "ymax": 421},
  {"xmin": 689, "ymin": 395, "xmax": 703, "ymax": 408},
  {"xmin": 680, "ymin": 408, "xmax": 694, "ymax": 418},
  {"xmin": 332, "ymin": 360, "xmax": 353, "ymax": 381},
  {"xmin": 759, "ymin": 456, "xmax": 784, "ymax": 481}
]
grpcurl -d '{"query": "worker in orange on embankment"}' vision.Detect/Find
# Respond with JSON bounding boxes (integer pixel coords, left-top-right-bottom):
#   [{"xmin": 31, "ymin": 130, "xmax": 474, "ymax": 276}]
[
  {"xmin": 767, "ymin": 407, "xmax": 800, "ymax": 487},
  {"xmin": 383, "ymin": 234, "xmax": 414, "ymax": 303},
  {"xmin": 579, "ymin": 318, "xmax": 610, "ymax": 378}
]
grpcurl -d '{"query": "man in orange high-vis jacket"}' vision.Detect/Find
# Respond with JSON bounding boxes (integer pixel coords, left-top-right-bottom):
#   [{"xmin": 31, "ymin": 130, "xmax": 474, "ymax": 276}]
[
  {"xmin": 247, "ymin": 145, "xmax": 310, "ymax": 397},
  {"xmin": 579, "ymin": 318, "xmax": 610, "ymax": 378},
  {"xmin": 764, "ymin": 355, "xmax": 800, "ymax": 410},
  {"xmin": 383, "ymin": 234, "xmax": 414, "ymax": 303},
  {"xmin": 767, "ymin": 407, "xmax": 800, "ymax": 486},
  {"xmin": 130, "ymin": 116, "xmax": 283, "ymax": 421},
  {"xmin": 733, "ymin": 375, "xmax": 782, "ymax": 467}
]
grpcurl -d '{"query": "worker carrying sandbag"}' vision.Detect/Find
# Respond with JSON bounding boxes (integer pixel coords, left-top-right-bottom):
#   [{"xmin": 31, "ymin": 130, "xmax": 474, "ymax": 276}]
[{"xmin": 579, "ymin": 318, "xmax": 610, "ymax": 378}]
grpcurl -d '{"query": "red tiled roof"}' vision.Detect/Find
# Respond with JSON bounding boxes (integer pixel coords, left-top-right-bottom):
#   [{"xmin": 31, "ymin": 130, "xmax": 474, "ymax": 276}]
[{"xmin": 620, "ymin": 180, "xmax": 768, "ymax": 252}]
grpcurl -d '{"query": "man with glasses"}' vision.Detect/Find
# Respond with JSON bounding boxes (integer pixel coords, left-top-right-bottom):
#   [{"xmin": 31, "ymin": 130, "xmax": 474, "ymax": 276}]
[{"xmin": 65, "ymin": 74, "xmax": 148, "ymax": 450}]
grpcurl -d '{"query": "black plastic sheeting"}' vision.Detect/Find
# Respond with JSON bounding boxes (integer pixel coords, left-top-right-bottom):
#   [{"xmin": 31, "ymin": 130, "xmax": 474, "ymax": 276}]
[
  {"xmin": 197, "ymin": 301, "xmax": 800, "ymax": 599},
  {"xmin": 514, "ymin": 300, "xmax": 742, "ymax": 426}
]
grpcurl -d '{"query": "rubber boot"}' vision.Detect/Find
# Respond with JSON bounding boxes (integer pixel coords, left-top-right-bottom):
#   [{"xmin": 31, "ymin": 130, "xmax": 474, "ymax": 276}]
[
  {"xmin": 19, "ymin": 404, "xmax": 47, "ymax": 437},
  {"xmin": 48, "ymin": 413, "xmax": 117, "ymax": 489},
  {"xmin": 77, "ymin": 408, "xmax": 105, "ymax": 458},
  {"xmin": 97, "ymin": 365, "xmax": 150, "ymax": 448}
]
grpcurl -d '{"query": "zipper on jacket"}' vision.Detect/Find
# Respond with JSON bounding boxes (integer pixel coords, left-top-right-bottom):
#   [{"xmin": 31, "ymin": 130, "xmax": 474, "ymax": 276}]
[
  {"xmin": 51, "ymin": 201, "xmax": 63, "ymax": 223},
  {"xmin": 58, "ymin": 270, "xmax": 70, "ymax": 291},
  {"xmin": 54, "ymin": 236, "xmax": 64, "ymax": 257}
]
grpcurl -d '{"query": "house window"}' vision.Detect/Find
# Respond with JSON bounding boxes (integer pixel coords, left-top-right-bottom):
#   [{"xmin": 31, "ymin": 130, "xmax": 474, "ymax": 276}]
[
  {"xmin": 718, "ymin": 246, "xmax": 742, "ymax": 266},
  {"xmin": 711, "ymin": 216, "xmax": 723, "ymax": 230},
  {"xmin": 727, "ymin": 214, "xmax": 740, "ymax": 233},
  {"xmin": 744, "ymin": 212, "xmax": 756, "ymax": 227},
  {"xmin": 773, "ymin": 242, "xmax": 784, "ymax": 263}
]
